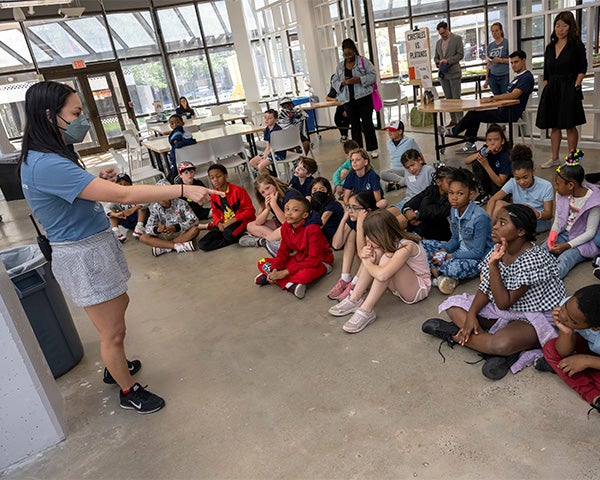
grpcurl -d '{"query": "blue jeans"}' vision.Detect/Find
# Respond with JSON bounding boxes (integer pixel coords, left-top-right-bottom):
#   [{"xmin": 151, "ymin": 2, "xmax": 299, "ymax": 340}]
[
  {"xmin": 422, "ymin": 240, "xmax": 481, "ymax": 280},
  {"xmin": 544, "ymin": 230, "xmax": 586, "ymax": 279},
  {"xmin": 488, "ymin": 73, "xmax": 509, "ymax": 95}
]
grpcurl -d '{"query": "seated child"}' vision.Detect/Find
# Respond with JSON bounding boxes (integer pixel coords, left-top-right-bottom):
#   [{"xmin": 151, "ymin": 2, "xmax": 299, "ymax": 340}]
[
  {"xmin": 422, "ymin": 203, "xmax": 566, "ymax": 380},
  {"xmin": 391, "ymin": 165, "xmax": 456, "ymax": 241},
  {"xmin": 329, "ymin": 209, "xmax": 430, "ymax": 334},
  {"xmin": 388, "ymin": 149, "xmax": 435, "ymax": 211},
  {"xmin": 173, "ymin": 161, "xmax": 211, "ymax": 222},
  {"xmin": 289, "ymin": 156, "xmax": 318, "ymax": 197},
  {"xmin": 421, "ymin": 167, "xmax": 493, "ymax": 295},
  {"xmin": 310, "ymin": 177, "xmax": 344, "ymax": 245},
  {"xmin": 379, "ymin": 120, "xmax": 422, "ymax": 191},
  {"xmin": 168, "ymin": 114, "xmax": 196, "ymax": 179},
  {"xmin": 464, "ymin": 123, "xmax": 511, "ymax": 202},
  {"xmin": 547, "ymin": 149, "xmax": 600, "ymax": 279},
  {"xmin": 332, "ymin": 139, "xmax": 360, "ymax": 199},
  {"xmin": 486, "ymin": 144, "xmax": 554, "ymax": 233},
  {"xmin": 343, "ymin": 148, "xmax": 387, "ymax": 209},
  {"xmin": 249, "ymin": 109, "xmax": 287, "ymax": 175},
  {"xmin": 255, "ymin": 196, "xmax": 333, "ymax": 299},
  {"xmin": 240, "ymin": 174, "xmax": 301, "ymax": 250},
  {"xmin": 327, "ymin": 191, "xmax": 378, "ymax": 301},
  {"xmin": 278, "ymin": 97, "xmax": 310, "ymax": 154},
  {"xmin": 197, "ymin": 164, "xmax": 256, "ymax": 252},
  {"xmin": 139, "ymin": 180, "xmax": 200, "ymax": 256},
  {"xmin": 542, "ymin": 284, "xmax": 600, "ymax": 415},
  {"xmin": 104, "ymin": 172, "xmax": 147, "ymax": 242}
]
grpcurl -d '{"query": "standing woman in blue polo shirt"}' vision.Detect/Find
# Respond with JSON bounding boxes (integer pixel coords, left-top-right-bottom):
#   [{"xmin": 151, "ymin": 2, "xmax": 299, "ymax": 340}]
[
  {"xmin": 331, "ymin": 38, "xmax": 379, "ymax": 158},
  {"xmin": 484, "ymin": 22, "xmax": 509, "ymax": 95},
  {"xmin": 19, "ymin": 81, "xmax": 215, "ymax": 414}
]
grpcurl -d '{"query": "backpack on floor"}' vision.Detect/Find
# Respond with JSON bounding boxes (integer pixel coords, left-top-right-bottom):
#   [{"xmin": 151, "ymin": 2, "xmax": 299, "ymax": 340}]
[{"xmin": 410, "ymin": 106, "xmax": 434, "ymax": 128}]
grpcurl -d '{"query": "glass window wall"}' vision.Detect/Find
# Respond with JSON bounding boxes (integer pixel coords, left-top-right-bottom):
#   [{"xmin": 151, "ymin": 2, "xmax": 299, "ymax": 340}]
[
  {"xmin": 157, "ymin": 5, "xmax": 202, "ymax": 52},
  {"xmin": 106, "ymin": 11, "xmax": 160, "ymax": 58},
  {"xmin": 0, "ymin": 23, "xmax": 33, "ymax": 73}
]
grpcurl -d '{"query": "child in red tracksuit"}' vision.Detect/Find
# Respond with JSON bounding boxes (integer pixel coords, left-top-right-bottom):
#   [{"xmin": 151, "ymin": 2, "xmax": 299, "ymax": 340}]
[{"xmin": 255, "ymin": 196, "xmax": 334, "ymax": 299}]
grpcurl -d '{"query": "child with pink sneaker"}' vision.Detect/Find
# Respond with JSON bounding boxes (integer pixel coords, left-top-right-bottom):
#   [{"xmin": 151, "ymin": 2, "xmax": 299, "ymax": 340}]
[
  {"xmin": 329, "ymin": 209, "xmax": 430, "ymax": 333},
  {"xmin": 255, "ymin": 196, "xmax": 333, "ymax": 299}
]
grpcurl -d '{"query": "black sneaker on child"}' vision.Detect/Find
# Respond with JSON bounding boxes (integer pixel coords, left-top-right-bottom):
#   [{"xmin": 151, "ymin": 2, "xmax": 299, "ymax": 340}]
[
  {"xmin": 481, "ymin": 353, "xmax": 520, "ymax": 380},
  {"xmin": 103, "ymin": 359, "xmax": 142, "ymax": 384},
  {"xmin": 120, "ymin": 383, "xmax": 165, "ymax": 414},
  {"xmin": 533, "ymin": 356, "xmax": 556, "ymax": 374},
  {"xmin": 421, "ymin": 318, "xmax": 459, "ymax": 346}
]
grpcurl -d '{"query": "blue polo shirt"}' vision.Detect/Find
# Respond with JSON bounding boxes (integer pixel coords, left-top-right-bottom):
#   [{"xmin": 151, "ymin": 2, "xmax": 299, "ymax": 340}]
[{"xmin": 20, "ymin": 151, "xmax": 108, "ymax": 242}]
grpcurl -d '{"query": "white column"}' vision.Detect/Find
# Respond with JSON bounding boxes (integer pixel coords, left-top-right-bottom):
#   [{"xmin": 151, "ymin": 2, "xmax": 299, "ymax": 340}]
[
  {"xmin": 226, "ymin": 0, "xmax": 261, "ymax": 102},
  {"xmin": 0, "ymin": 263, "xmax": 65, "ymax": 471}
]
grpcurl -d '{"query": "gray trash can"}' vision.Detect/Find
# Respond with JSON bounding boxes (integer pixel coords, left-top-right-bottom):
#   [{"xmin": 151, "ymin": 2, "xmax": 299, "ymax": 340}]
[{"xmin": 0, "ymin": 244, "xmax": 83, "ymax": 378}]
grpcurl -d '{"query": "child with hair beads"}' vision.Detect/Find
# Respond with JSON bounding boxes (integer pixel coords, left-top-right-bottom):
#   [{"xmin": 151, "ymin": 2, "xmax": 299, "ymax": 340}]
[
  {"xmin": 239, "ymin": 174, "xmax": 301, "ymax": 249},
  {"xmin": 486, "ymin": 144, "xmax": 554, "ymax": 233},
  {"xmin": 249, "ymin": 109, "xmax": 287, "ymax": 175},
  {"xmin": 464, "ymin": 123, "xmax": 511, "ymax": 203},
  {"xmin": 343, "ymin": 148, "xmax": 387, "ymax": 209},
  {"xmin": 139, "ymin": 180, "xmax": 200, "ymax": 256},
  {"xmin": 422, "ymin": 204, "xmax": 566, "ymax": 380},
  {"xmin": 547, "ymin": 149, "xmax": 600, "ymax": 279},
  {"xmin": 197, "ymin": 164, "xmax": 256, "ymax": 252},
  {"xmin": 333, "ymin": 139, "xmax": 360, "ymax": 199},
  {"xmin": 541, "ymin": 284, "xmax": 600, "ymax": 415},
  {"xmin": 329, "ymin": 209, "xmax": 430, "ymax": 333},
  {"xmin": 388, "ymin": 149, "xmax": 435, "ymax": 211},
  {"xmin": 310, "ymin": 177, "xmax": 344, "ymax": 244},
  {"xmin": 289, "ymin": 156, "xmax": 318, "ymax": 197},
  {"xmin": 421, "ymin": 168, "xmax": 494, "ymax": 295},
  {"xmin": 327, "ymin": 191, "xmax": 378, "ymax": 301},
  {"xmin": 255, "ymin": 196, "xmax": 333, "ymax": 299},
  {"xmin": 104, "ymin": 173, "xmax": 147, "ymax": 242}
]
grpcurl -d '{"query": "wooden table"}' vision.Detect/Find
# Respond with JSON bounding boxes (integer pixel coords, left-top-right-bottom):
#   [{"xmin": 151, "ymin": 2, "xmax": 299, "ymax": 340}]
[
  {"xmin": 298, "ymin": 100, "xmax": 340, "ymax": 138},
  {"xmin": 147, "ymin": 113, "xmax": 248, "ymax": 136},
  {"xmin": 142, "ymin": 123, "xmax": 264, "ymax": 174},
  {"xmin": 418, "ymin": 98, "xmax": 520, "ymax": 162}
]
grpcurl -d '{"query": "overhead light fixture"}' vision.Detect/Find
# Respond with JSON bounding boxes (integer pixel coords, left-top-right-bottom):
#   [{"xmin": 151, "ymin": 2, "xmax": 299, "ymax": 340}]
[
  {"xmin": 0, "ymin": 0, "xmax": 73, "ymax": 8},
  {"xmin": 59, "ymin": 6, "xmax": 84, "ymax": 17}
]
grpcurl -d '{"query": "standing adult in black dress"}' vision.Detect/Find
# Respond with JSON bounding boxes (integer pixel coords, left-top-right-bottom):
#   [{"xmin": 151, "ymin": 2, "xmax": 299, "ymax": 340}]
[{"xmin": 536, "ymin": 11, "xmax": 587, "ymax": 169}]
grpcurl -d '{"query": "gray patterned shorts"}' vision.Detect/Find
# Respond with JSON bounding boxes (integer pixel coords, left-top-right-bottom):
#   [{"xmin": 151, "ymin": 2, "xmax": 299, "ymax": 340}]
[{"xmin": 51, "ymin": 229, "xmax": 131, "ymax": 307}]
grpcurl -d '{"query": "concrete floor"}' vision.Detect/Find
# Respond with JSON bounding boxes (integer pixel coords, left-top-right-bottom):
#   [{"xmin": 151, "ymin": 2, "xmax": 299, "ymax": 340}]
[{"xmin": 2, "ymin": 121, "xmax": 600, "ymax": 479}]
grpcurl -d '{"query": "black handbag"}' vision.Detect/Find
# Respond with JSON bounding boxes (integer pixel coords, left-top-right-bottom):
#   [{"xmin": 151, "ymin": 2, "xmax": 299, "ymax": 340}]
[{"xmin": 29, "ymin": 214, "xmax": 52, "ymax": 262}]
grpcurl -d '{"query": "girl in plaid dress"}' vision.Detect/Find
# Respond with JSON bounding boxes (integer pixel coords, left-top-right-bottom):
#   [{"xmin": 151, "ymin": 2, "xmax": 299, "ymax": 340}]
[{"xmin": 422, "ymin": 204, "xmax": 566, "ymax": 380}]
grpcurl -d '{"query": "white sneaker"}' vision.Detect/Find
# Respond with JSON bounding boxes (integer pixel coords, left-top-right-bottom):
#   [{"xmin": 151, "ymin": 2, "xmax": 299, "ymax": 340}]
[
  {"xmin": 152, "ymin": 247, "xmax": 172, "ymax": 257},
  {"xmin": 329, "ymin": 295, "xmax": 364, "ymax": 317},
  {"xmin": 541, "ymin": 159, "xmax": 560, "ymax": 169},
  {"xmin": 438, "ymin": 276, "xmax": 459, "ymax": 295},
  {"xmin": 342, "ymin": 308, "xmax": 377, "ymax": 333},
  {"xmin": 132, "ymin": 222, "xmax": 145, "ymax": 239},
  {"xmin": 174, "ymin": 241, "xmax": 195, "ymax": 253},
  {"xmin": 112, "ymin": 227, "xmax": 126, "ymax": 243},
  {"xmin": 369, "ymin": 150, "xmax": 379, "ymax": 158},
  {"xmin": 456, "ymin": 143, "xmax": 477, "ymax": 154}
]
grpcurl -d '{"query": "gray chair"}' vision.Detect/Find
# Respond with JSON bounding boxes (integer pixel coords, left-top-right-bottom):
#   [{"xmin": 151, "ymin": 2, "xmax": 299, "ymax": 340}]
[
  {"xmin": 175, "ymin": 142, "xmax": 216, "ymax": 183},
  {"xmin": 268, "ymin": 127, "xmax": 304, "ymax": 181},
  {"xmin": 381, "ymin": 82, "xmax": 409, "ymax": 124},
  {"xmin": 109, "ymin": 148, "xmax": 164, "ymax": 184},
  {"xmin": 209, "ymin": 134, "xmax": 251, "ymax": 182}
]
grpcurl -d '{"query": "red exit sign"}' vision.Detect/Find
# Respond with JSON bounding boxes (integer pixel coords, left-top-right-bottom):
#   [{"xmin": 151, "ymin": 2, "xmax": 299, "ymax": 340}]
[{"xmin": 72, "ymin": 59, "xmax": 86, "ymax": 69}]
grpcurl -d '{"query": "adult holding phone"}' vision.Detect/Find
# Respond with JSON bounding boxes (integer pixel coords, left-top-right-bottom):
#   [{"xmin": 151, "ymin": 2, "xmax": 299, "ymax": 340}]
[
  {"xmin": 19, "ymin": 81, "xmax": 218, "ymax": 414},
  {"xmin": 536, "ymin": 11, "xmax": 587, "ymax": 169},
  {"xmin": 484, "ymin": 22, "xmax": 509, "ymax": 95},
  {"xmin": 331, "ymin": 38, "xmax": 379, "ymax": 158}
]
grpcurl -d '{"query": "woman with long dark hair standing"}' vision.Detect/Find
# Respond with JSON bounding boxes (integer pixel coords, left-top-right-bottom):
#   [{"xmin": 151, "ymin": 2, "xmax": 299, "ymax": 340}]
[
  {"xmin": 19, "ymin": 81, "xmax": 216, "ymax": 414},
  {"xmin": 536, "ymin": 11, "xmax": 587, "ymax": 169},
  {"xmin": 331, "ymin": 38, "xmax": 379, "ymax": 157}
]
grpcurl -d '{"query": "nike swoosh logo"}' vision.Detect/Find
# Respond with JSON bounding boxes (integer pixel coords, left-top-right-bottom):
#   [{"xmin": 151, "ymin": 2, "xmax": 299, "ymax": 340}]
[{"xmin": 130, "ymin": 401, "xmax": 141, "ymax": 409}]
